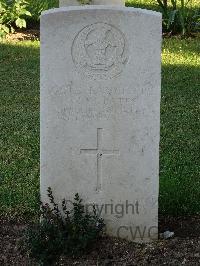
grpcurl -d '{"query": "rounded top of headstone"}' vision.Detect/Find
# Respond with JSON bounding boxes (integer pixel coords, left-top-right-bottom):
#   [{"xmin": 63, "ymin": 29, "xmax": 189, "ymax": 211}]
[{"xmin": 59, "ymin": 0, "xmax": 125, "ymax": 7}]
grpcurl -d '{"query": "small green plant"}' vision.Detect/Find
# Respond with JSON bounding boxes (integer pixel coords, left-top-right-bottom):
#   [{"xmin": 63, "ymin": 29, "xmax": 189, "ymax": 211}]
[
  {"xmin": 23, "ymin": 188, "xmax": 105, "ymax": 265},
  {"xmin": 156, "ymin": 0, "xmax": 200, "ymax": 35},
  {"xmin": 0, "ymin": 0, "xmax": 31, "ymax": 38},
  {"xmin": 78, "ymin": 0, "xmax": 92, "ymax": 5}
]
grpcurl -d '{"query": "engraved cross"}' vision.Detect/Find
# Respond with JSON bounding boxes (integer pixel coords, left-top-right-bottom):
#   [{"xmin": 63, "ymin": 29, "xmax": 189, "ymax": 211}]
[{"xmin": 80, "ymin": 128, "xmax": 119, "ymax": 192}]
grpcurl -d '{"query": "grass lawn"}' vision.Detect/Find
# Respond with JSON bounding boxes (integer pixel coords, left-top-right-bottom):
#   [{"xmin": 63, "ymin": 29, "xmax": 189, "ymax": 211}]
[
  {"xmin": 160, "ymin": 37, "xmax": 200, "ymax": 215},
  {"xmin": 0, "ymin": 36, "xmax": 199, "ymax": 219},
  {"xmin": 0, "ymin": 0, "xmax": 200, "ymax": 219},
  {"xmin": 0, "ymin": 41, "xmax": 40, "ymax": 219}
]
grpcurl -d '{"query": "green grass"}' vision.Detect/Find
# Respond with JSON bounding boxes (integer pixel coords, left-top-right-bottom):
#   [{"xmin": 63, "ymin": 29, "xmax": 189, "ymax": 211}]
[
  {"xmin": 126, "ymin": 0, "xmax": 160, "ymax": 10},
  {"xmin": 160, "ymin": 37, "xmax": 200, "ymax": 215},
  {"xmin": 0, "ymin": 0, "xmax": 200, "ymax": 218},
  {"xmin": 0, "ymin": 36, "xmax": 199, "ymax": 218},
  {"xmin": 0, "ymin": 41, "xmax": 40, "ymax": 218},
  {"xmin": 126, "ymin": 0, "xmax": 200, "ymax": 9}
]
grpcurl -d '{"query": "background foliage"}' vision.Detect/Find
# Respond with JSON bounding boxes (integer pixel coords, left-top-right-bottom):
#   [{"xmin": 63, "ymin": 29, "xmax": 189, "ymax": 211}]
[
  {"xmin": 26, "ymin": 0, "xmax": 58, "ymax": 22},
  {"xmin": 127, "ymin": 0, "xmax": 200, "ymax": 35},
  {"xmin": 156, "ymin": 0, "xmax": 200, "ymax": 35},
  {"xmin": 0, "ymin": 0, "xmax": 58, "ymax": 36},
  {"xmin": 0, "ymin": 0, "xmax": 31, "ymax": 37}
]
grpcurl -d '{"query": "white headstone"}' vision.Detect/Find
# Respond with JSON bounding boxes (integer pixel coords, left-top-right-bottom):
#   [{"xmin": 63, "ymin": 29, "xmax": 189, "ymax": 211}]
[
  {"xmin": 60, "ymin": 0, "xmax": 124, "ymax": 7},
  {"xmin": 40, "ymin": 5, "xmax": 162, "ymax": 242}
]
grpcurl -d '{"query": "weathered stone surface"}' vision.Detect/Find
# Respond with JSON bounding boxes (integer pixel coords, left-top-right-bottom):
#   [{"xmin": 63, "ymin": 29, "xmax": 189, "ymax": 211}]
[
  {"xmin": 60, "ymin": 0, "xmax": 124, "ymax": 7},
  {"xmin": 40, "ymin": 6, "xmax": 162, "ymax": 242}
]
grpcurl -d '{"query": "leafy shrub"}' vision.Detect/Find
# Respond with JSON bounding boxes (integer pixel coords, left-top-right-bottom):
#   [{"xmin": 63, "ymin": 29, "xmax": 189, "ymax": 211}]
[
  {"xmin": 26, "ymin": 0, "xmax": 58, "ymax": 22},
  {"xmin": 156, "ymin": 0, "xmax": 200, "ymax": 35},
  {"xmin": 24, "ymin": 188, "xmax": 105, "ymax": 265},
  {"xmin": 0, "ymin": 0, "xmax": 31, "ymax": 37}
]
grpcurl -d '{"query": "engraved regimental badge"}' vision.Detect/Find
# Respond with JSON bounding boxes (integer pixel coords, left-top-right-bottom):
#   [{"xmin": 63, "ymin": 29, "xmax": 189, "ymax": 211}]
[{"xmin": 71, "ymin": 22, "xmax": 128, "ymax": 79}]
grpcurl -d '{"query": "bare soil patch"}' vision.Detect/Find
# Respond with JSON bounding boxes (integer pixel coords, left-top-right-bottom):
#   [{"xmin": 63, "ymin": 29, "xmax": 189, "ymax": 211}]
[
  {"xmin": 0, "ymin": 216, "xmax": 200, "ymax": 265},
  {"xmin": 6, "ymin": 30, "xmax": 40, "ymax": 41}
]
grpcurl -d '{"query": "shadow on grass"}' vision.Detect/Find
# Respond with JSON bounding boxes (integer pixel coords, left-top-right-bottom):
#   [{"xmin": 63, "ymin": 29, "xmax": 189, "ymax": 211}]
[{"xmin": 160, "ymin": 64, "xmax": 200, "ymax": 215}]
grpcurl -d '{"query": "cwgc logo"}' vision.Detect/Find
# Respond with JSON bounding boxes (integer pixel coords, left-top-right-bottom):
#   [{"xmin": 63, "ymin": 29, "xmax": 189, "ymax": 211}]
[{"xmin": 71, "ymin": 22, "xmax": 128, "ymax": 79}]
